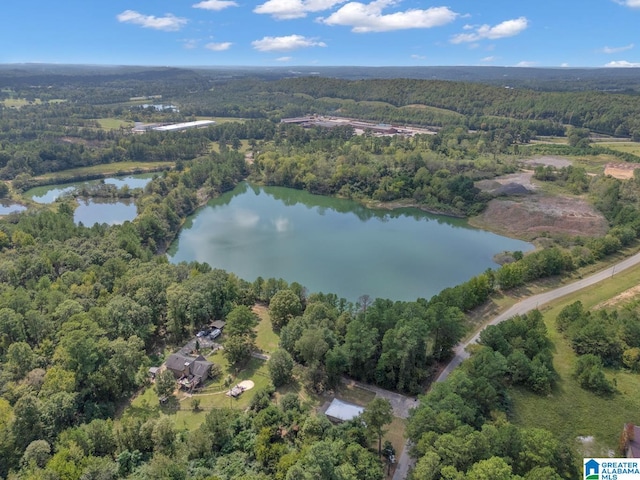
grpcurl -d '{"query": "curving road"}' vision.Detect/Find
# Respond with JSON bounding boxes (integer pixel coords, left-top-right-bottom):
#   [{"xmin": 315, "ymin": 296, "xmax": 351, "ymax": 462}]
[{"xmin": 392, "ymin": 250, "xmax": 640, "ymax": 480}]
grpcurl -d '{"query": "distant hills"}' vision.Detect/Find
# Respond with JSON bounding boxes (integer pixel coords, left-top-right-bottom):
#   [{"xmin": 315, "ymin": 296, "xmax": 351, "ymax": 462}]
[{"xmin": 2, "ymin": 63, "xmax": 640, "ymax": 92}]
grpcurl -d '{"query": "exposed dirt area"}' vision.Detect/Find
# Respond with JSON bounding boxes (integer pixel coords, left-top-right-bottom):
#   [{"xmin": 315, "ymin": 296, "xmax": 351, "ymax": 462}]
[
  {"xmin": 604, "ymin": 163, "xmax": 638, "ymax": 180},
  {"xmin": 473, "ymin": 196, "xmax": 609, "ymax": 238},
  {"xmin": 594, "ymin": 285, "xmax": 640, "ymax": 309},
  {"xmin": 521, "ymin": 156, "xmax": 573, "ymax": 168},
  {"xmin": 473, "ymin": 160, "xmax": 609, "ymax": 239}
]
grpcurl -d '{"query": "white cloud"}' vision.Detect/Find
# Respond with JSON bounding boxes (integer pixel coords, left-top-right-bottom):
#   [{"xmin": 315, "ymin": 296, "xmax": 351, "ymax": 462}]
[
  {"xmin": 481, "ymin": 56, "xmax": 495, "ymax": 62},
  {"xmin": 254, "ymin": 0, "xmax": 347, "ymax": 20},
  {"xmin": 616, "ymin": 0, "xmax": 640, "ymax": 8},
  {"xmin": 276, "ymin": 56, "xmax": 293, "ymax": 61},
  {"xmin": 410, "ymin": 54, "xmax": 426, "ymax": 60},
  {"xmin": 600, "ymin": 43, "xmax": 634, "ymax": 54},
  {"xmin": 560, "ymin": 62, "xmax": 569, "ymax": 67},
  {"xmin": 515, "ymin": 61, "xmax": 536, "ymax": 67},
  {"xmin": 116, "ymin": 10, "xmax": 188, "ymax": 31},
  {"xmin": 451, "ymin": 17, "xmax": 528, "ymax": 44},
  {"xmin": 205, "ymin": 42, "xmax": 233, "ymax": 51},
  {"xmin": 605, "ymin": 60, "xmax": 640, "ymax": 67},
  {"xmin": 193, "ymin": 0, "xmax": 238, "ymax": 10},
  {"xmin": 252, "ymin": 34, "xmax": 327, "ymax": 51},
  {"xmin": 319, "ymin": 1, "xmax": 457, "ymax": 33}
]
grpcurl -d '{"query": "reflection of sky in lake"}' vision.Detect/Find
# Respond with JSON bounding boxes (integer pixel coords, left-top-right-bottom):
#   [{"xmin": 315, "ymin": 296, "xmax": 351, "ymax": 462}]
[
  {"xmin": 31, "ymin": 186, "xmax": 76, "ymax": 204},
  {"xmin": 74, "ymin": 199, "xmax": 138, "ymax": 226},
  {"xmin": 170, "ymin": 184, "xmax": 534, "ymax": 302},
  {"xmin": 26, "ymin": 174, "xmax": 155, "ymax": 204},
  {"xmin": 0, "ymin": 203, "xmax": 27, "ymax": 215}
]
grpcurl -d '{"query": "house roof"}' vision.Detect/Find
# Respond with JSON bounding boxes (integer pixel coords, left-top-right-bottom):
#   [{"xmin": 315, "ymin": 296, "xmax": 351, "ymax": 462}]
[
  {"xmin": 191, "ymin": 359, "xmax": 213, "ymax": 379},
  {"xmin": 165, "ymin": 353, "xmax": 194, "ymax": 372},
  {"xmin": 325, "ymin": 398, "xmax": 364, "ymax": 422},
  {"xmin": 211, "ymin": 320, "xmax": 226, "ymax": 329}
]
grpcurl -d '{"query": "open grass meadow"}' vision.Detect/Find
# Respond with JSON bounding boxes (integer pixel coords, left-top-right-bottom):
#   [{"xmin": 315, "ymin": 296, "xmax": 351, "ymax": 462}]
[
  {"xmin": 597, "ymin": 141, "xmax": 640, "ymax": 157},
  {"xmin": 32, "ymin": 161, "xmax": 173, "ymax": 182},
  {"xmin": 253, "ymin": 304, "xmax": 280, "ymax": 354},
  {"xmin": 96, "ymin": 118, "xmax": 134, "ymax": 130},
  {"xmin": 509, "ymin": 261, "xmax": 640, "ymax": 458}
]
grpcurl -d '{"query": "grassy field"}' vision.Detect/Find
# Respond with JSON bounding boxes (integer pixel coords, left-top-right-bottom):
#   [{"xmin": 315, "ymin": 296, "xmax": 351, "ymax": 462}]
[
  {"xmin": 596, "ymin": 142, "xmax": 640, "ymax": 156},
  {"xmin": 2, "ymin": 98, "xmax": 41, "ymax": 108},
  {"xmin": 509, "ymin": 261, "xmax": 640, "ymax": 458},
  {"xmin": 253, "ymin": 304, "xmax": 280, "ymax": 354},
  {"xmin": 130, "ymin": 350, "xmax": 271, "ymax": 431},
  {"xmin": 209, "ymin": 139, "xmax": 251, "ymax": 153},
  {"xmin": 32, "ymin": 162, "xmax": 173, "ymax": 181},
  {"xmin": 96, "ymin": 118, "xmax": 134, "ymax": 130}
]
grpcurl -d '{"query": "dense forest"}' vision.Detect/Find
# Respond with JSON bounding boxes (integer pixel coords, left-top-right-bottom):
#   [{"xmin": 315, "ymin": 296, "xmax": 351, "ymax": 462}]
[{"xmin": 2, "ymin": 66, "xmax": 640, "ymax": 479}]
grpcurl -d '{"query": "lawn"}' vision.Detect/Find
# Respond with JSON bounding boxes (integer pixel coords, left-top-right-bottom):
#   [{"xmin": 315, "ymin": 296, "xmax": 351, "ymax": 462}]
[
  {"xmin": 509, "ymin": 261, "xmax": 640, "ymax": 458},
  {"xmin": 597, "ymin": 142, "xmax": 640, "ymax": 157},
  {"xmin": 253, "ymin": 304, "xmax": 280, "ymax": 354},
  {"xmin": 129, "ymin": 350, "xmax": 271, "ymax": 431},
  {"xmin": 96, "ymin": 118, "xmax": 134, "ymax": 130},
  {"xmin": 2, "ymin": 98, "xmax": 42, "ymax": 108},
  {"xmin": 32, "ymin": 162, "xmax": 173, "ymax": 181}
]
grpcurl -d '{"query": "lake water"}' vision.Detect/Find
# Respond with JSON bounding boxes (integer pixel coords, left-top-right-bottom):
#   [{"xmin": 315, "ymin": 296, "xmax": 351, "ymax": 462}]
[
  {"xmin": 168, "ymin": 183, "xmax": 533, "ymax": 302},
  {"xmin": 25, "ymin": 173, "xmax": 156, "ymax": 204},
  {"xmin": 0, "ymin": 203, "xmax": 27, "ymax": 215},
  {"xmin": 74, "ymin": 198, "xmax": 138, "ymax": 226}
]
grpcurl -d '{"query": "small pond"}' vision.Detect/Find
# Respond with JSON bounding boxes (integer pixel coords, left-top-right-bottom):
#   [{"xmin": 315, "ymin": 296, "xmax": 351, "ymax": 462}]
[
  {"xmin": 25, "ymin": 173, "xmax": 156, "ymax": 204},
  {"xmin": 74, "ymin": 198, "xmax": 138, "ymax": 226},
  {"xmin": 0, "ymin": 202, "xmax": 27, "ymax": 215}
]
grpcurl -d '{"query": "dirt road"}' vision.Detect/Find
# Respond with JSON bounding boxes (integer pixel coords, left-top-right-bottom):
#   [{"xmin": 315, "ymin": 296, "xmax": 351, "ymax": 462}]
[{"xmin": 392, "ymin": 250, "xmax": 640, "ymax": 480}]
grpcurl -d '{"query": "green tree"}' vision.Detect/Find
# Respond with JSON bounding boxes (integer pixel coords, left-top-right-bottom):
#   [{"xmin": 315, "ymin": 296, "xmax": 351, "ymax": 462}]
[
  {"xmin": 225, "ymin": 305, "xmax": 259, "ymax": 338},
  {"xmin": 155, "ymin": 370, "xmax": 176, "ymax": 401},
  {"xmin": 270, "ymin": 289, "xmax": 303, "ymax": 329},
  {"xmin": 267, "ymin": 348, "xmax": 295, "ymax": 387},
  {"xmin": 362, "ymin": 398, "xmax": 393, "ymax": 456},
  {"xmin": 223, "ymin": 335, "xmax": 255, "ymax": 365}
]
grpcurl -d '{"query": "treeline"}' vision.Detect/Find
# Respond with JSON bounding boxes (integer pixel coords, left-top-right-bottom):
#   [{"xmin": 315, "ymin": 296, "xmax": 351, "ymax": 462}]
[
  {"xmin": 406, "ymin": 311, "xmax": 575, "ymax": 479},
  {"xmin": 555, "ymin": 300, "xmax": 640, "ymax": 395},
  {"xmin": 268, "ymin": 77, "xmax": 640, "ymax": 138},
  {"xmin": 266, "ymin": 291, "xmax": 465, "ymax": 394},
  {"xmin": 251, "ymin": 125, "xmax": 506, "ymax": 216},
  {"xmin": 5, "ymin": 388, "xmax": 386, "ymax": 480}
]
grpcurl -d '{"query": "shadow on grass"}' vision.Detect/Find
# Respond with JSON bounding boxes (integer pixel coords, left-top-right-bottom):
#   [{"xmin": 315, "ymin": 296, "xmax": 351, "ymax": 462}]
[{"xmin": 159, "ymin": 396, "xmax": 180, "ymax": 415}]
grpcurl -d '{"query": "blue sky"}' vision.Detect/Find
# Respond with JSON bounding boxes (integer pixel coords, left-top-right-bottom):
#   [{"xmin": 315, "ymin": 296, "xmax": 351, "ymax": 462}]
[{"xmin": 2, "ymin": 0, "xmax": 640, "ymax": 67}]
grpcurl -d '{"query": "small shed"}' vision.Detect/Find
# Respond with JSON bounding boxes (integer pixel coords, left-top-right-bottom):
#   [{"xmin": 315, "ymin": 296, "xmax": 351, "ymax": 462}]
[
  {"xmin": 148, "ymin": 366, "xmax": 160, "ymax": 380},
  {"xmin": 211, "ymin": 320, "xmax": 226, "ymax": 330},
  {"xmin": 325, "ymin": 398, "xmax": 364, "ymax": 423}
]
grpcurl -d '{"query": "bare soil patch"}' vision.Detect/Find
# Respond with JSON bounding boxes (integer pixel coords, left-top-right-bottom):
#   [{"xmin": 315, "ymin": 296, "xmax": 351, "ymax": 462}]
[
  {"xmin": 472, "ymin": 195, "xmax": 608, "ymax": 238},
  {"xmin": 521, "ymin": 156, "xmax": 573, "ymax": 168},
  {"xmin": 594, "ymin": 284, "xmax": 640, "ymax": 309},
  {"xmin": 604, "ymin": 163, "xmax": 638, "ymax": 180},
  {"xmin": 474, "ymin": 162, "xmax": 608, "ymax": 239}
]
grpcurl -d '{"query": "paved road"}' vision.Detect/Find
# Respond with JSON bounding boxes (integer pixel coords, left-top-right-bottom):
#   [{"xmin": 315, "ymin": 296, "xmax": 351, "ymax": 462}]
[{"xmin": 392, "ymin": 250, "xmax": 640, "ymax": 480}]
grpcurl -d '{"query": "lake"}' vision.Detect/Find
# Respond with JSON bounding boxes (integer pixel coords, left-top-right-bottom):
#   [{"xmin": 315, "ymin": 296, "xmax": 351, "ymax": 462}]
[
  {"xmin": 24, "ymin": 173, "xmax": 156, "ymax": 204},
  {"xmin": 0, "ymin": 202, "xmax": 27, "ymax": 215},
  {"xmin": 168, "ymin": 183, "xmax": 533, "ymax": 302},
  {"xmin": 74, "ymin": 198, "xmax": 138, "ymax": 226}
]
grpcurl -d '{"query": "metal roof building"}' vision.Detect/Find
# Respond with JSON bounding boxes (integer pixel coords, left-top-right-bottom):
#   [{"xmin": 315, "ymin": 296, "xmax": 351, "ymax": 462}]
[
  {"xmin": 325, "ymin": 398, "xmax": 364, "ymax": 423},
  {"xmin": 153, "ymin": 120, "xmax": 216, "ymax": 132}
]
